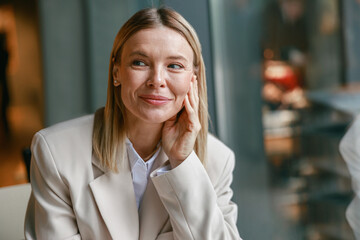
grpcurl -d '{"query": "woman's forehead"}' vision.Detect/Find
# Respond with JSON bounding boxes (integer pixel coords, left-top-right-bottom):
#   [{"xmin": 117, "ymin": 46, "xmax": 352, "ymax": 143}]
[
  {"xmin": 126, "ymin": 27, "xmax": 188, "ymax": 48},
  {"xmin": 121, "ymin": 27, "xmax": 194, "ymax": 60}
]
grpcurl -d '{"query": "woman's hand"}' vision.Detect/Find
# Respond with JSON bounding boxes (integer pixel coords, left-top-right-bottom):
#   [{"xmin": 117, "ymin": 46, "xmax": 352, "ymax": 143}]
[{"xmin": 162, "ymin": 75, "xmax": 201, "ymax": 168}]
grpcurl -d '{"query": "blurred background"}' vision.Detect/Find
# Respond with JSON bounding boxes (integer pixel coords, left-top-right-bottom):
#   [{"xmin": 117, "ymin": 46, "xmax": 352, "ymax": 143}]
[{"xmin": 0, "ymin": 0, "xmax": 359, "ymax": 239}]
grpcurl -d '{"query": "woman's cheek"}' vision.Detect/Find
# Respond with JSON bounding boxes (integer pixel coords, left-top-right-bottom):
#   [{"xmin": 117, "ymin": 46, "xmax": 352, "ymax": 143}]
[
  {"xmin": 179, "ymin": 88, "xmax": 189, "ymax": 101},
  {"xmin": 169, "ymin": 73, "xmax": 192, "ymax": 105}
]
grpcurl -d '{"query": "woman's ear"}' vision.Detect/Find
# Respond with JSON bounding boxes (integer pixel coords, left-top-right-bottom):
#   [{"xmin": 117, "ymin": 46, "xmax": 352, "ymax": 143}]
[{"xmin": 113, "ymin": 65, "xmax": 121, "ymax": 87}]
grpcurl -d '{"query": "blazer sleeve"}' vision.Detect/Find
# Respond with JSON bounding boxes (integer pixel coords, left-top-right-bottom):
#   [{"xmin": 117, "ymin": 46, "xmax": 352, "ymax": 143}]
[
  {"xmin": 339, "ymin": 117, "xmax": 360, "ymax": 240},
  {"xmin": 151, "ymin": 151, "xmax": 241, "ymax": 240},
  {"xmin": 24, "ymin": 132, "xmax": 81, "ymax": 240}
]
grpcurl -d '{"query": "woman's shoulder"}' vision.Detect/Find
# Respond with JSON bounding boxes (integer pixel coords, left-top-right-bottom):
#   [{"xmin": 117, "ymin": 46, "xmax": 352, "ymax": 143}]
[
  {"xmin": 206, "ymin": 134, "xmax": 235, "ymax": 183},
  {"xmin": 32, "ymin": 114, "xmax": 95, "ymax": 163},
  {"xmin": 38, "ymin": 114, "xmax": 94, "ymax": 139},
  {"xmin": 207, "ymin": 133, "xmax": 234, "ymax": 157},
  {"xmin": 31, "ymin": 114, "xmax": 95, "ymax": 182}
]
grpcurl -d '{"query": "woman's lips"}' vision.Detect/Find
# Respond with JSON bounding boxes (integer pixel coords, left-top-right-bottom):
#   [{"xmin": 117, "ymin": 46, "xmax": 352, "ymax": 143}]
[{"xmin": 139, "ymin": 95, "xmax": 172, "ymax": 105}]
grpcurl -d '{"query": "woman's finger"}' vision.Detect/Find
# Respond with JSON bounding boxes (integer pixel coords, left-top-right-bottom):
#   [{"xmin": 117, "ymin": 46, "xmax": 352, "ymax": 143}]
[
  {"xmin": 188, "ymin": 81, "xmax": 195, "ymax": 108},
  {"xmin": 184, "ymin": 94, "xmax": 194, "ymax": 115},
  {"xmin": 189, "ymin": 76, "xmax": 199, "ymax": 111},
  {"xmin": 194, "ymin": 78, "xmax": 199, "ymax": 111},
  {"xmin": 186, "ymin": 93, "xmax": 199, "ymax": 123}
]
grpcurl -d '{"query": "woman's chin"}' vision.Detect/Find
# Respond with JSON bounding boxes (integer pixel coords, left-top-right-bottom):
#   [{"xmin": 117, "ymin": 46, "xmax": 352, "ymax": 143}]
[
  {"xmin": 125, "ymin": 107, "xmax": 181, "ymax": 125},
  {"xmin": 140, "ymin": 108, "xmax": 180, "ymax": 123},
  {"xmin": 143, "ymin": 115, "xmax": 173, "ymax": 124}
]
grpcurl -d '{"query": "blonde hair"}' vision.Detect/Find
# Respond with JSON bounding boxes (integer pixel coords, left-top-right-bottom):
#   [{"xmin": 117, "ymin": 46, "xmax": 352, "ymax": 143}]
[{"xmin": 92, "ymin": 8, "xmax": 208, "ymax": 172}]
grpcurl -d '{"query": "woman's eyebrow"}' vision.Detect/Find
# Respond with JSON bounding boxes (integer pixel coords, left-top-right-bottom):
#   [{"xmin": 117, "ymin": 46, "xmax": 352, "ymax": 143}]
[
  {"xmin": 129, "ymin": 51, "xmax": 189, "ymax": 63},
  {"xmin": 129, "ymin": 51, "xmax": 148, "ymax": 58},
  {"xmin": 167, "ymin": 55, "xmax": 188, "ymax": 63}
]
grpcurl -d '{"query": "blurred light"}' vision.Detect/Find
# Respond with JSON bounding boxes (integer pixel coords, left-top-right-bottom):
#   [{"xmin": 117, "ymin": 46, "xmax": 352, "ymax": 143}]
[
  {"xmin": 265, "ymin": 64, "xmax": 290, "ymax": 79},
  {"xmin": 264, "ymin": 49, "xmax": 274, "ymax": 60},
  {"xmin": 264, "ymin": 61, "xmax": 298, "ymax": 90}
]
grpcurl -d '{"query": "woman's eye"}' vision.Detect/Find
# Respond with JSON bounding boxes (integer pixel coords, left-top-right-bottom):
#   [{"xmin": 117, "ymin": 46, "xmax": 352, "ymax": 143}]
[
  {"xmin": 132, "ymin": 60, "xmax": 146, "ymax": 66},
  {"xmin": 168, "ymin": 64, "xmax": 183, "ymax": 69}
]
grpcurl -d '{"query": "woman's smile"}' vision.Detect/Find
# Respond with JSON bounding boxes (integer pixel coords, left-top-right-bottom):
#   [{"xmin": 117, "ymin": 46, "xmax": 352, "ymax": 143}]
[{"xmin": 139, "ymin": 94, "xmax": 172, "ymax": 106}]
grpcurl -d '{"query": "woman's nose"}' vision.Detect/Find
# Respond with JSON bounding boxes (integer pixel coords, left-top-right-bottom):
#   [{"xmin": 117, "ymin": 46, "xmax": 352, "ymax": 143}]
[{"xmin": 146, "ymin": 67, "xmax": 166, "ymax": 88}]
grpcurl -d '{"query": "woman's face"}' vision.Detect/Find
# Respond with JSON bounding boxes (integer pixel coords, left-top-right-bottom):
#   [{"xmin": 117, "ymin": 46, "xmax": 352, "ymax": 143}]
[{"xmin": 113, "ymin": 27, "xmax": 195, "ymax": 124}]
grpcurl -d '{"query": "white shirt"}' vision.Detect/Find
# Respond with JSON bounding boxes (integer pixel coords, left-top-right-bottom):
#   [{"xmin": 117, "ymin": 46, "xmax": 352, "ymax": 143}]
[{"xmin": 126, "ymin": 139, "xmax": 161, "ymax": 208}]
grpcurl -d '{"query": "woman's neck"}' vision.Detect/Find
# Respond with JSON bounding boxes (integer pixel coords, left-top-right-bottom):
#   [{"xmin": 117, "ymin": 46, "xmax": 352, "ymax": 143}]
[{"xmin": 125, "ymin": 116, "xmax": 163, "ymax": 161}]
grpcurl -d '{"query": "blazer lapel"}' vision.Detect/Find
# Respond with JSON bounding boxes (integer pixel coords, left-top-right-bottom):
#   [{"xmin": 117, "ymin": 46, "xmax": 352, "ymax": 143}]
[
  {"xmin": 90, "ymin": 152, "xmax": 139, "ymax": 240},
  {"xmin": 139, "ymin": 150, "xmax": 170, "ymax": 239}
]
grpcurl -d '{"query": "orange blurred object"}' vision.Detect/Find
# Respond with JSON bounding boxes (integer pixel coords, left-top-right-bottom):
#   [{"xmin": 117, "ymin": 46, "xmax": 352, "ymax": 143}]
[{"xmin": 264, "ymin": 61, "xmax": 299, "ymax": 90}]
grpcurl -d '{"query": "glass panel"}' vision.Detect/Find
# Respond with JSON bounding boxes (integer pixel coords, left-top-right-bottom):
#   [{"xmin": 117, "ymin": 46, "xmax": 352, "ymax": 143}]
[
  {"xmin": 262, "ymin": 1, "xmax": 353, "ymax": 239},
  {"xmin": 210, "ymin": 0, "xmax": 356, "ymax": 239}
]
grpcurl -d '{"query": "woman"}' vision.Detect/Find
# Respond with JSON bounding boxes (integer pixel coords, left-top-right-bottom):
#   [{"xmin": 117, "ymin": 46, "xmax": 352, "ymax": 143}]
[{"xmin": 25, "ymin": 8, "xmax": 241, "ymax": 240}]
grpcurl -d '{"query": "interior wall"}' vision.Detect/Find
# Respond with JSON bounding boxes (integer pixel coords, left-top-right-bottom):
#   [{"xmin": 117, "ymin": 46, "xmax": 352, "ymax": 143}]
[
  {"xmin": 209, "ymin": 0, "xmax": 273, "ymax": 239},
  {"xmin": 344, "ymin": 0, "xmax": 360, "ymax": 84},
  {"xmin": 38, "ymin": 0, "xmax": 90, "ymax": 125}
]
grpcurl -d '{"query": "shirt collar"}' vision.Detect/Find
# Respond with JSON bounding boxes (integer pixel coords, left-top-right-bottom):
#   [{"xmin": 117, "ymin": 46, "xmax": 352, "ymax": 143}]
[{"xmin": 126, "ymin": 138, "xmax": 161, "ymax": 171}]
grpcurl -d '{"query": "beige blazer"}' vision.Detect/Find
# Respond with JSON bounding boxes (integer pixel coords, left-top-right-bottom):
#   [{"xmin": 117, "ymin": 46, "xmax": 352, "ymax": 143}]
[
  {"xmin": 24, "ymin": 115, "xmax": 241, "ymax": 240},
  {"xmin": 339, "ymin": 116, "xmax": 360, "ymax": 240}
]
